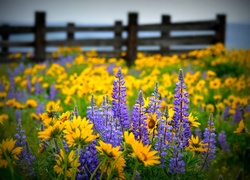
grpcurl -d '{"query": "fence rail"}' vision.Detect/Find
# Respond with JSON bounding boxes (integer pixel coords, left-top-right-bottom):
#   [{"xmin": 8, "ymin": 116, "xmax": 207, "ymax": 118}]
[{"xmin": 0, "ymin": 12, "xmax": 226, "ymax": 65}]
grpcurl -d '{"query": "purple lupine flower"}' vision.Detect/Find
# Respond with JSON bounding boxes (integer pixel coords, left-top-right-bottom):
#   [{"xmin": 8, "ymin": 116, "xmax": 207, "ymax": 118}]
[
  {"xmin": 156, "ymin": 105, "xmax": 172, "ymax": 167},
  {"xmin": 173, "ymin": 69, "xmax": 190, "ymax": 146},
  {"xmin": 34, "ymin": 80, "xmax": 42, "ymax": 95},
  {"xmin": 148, "ymin": 81, "xmax": 162, "ymax": 118},
  {"xmin": 87, "ymin": 94, "xmax": 102, "ymax": 132},
  {"xmin": 101, "ymin": 95, "xmax": 123, "ymax": 147},
  {"xmin": 132, "ymin": 90, "xmax": 149, "ymax": 145},
  {"xmin": 147, "ymin": 82, "xmax": 162, "ymax": 142},
  {"xmin": 14, "ymin": 62, "xmax": 25, "ymax": 75},
  {"xmin": 246, "ymin": 103, "xmax": 250, "ymax": 113},
  {"xmin": 15, "ymin": 119, "xmax": 36, "ymax": 178},
  {"xmin": 36, "ymin": 103, "xmax": 45, "ymax": 116},
  {"xmin": 200, "ymin": 113, "xmax": 216, "ymax": 170},
  {"xmin": 169, "ymin": 69, "xmax": 190, "ymax": 174},
  {"xmin": 232, "ymin": 103, "xmax": 243, "ymax": 124},
  {"xmin": 7, "ymin": 72, "xmax": 15, "ymax": 99},
  {"xmin": 26, "ymin": 76, "xmax": 32, "ymax": 94},
  {"xmin": 112, "ymin": 67, "xmax": 130, "ymax": 130},
  {"xmin": 218, "ymin": 131, "xmax": 230, "ymax": 152},
  {"xmin": 223, "ymin": 106, "xmax": 230, "ymax": 121},
  {"xmin": 77, "ymin": 141, "xmax": 100, "ymax": 180},
  {"xmin": 169, "ymin": 150, "xmax": 185, "ymax": 174},
  {"xmin": 15, "ymin": 109, "xmax": 22, "ymax": 123},
  {"xmin": 0, "ymin": 81, "xmax": 4, "ymax": 92},
  {"xmin": 49, "ymin": 83, "xmax": 57, "ymax": 100},
  {"xmin": 15, "ymin": 90, "xmax": 28, "ymax": 103}
]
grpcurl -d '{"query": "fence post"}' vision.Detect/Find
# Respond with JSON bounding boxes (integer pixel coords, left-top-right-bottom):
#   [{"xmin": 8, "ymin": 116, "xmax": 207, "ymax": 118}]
[
  {"xmin": 67, "ymin": 22, "xmax": 75, "ymax": 41},
  {"xmin": 35, "ymin": 12, "xmax": 46, "ymax": 62},
  {"xmin": 2, "ymin": 24, "xmax": 9, "ymax": 57},
  {"xmin": 216, "ymin": 14, "xmax": 226, "ymax": 45},
  {"xmin": 126, "ymin": 12, "xmax": 138, "ymax": 66},
  {"xmin": 114, "ymin": 21, "xmax": 122, "ymax": 59},
  {"xmin": 161, "ymin": 15, "xmax": 171, "ymax": 55}
]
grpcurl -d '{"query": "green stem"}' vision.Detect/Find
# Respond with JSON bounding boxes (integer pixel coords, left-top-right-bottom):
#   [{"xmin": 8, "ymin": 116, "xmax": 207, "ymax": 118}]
[
  {"xmin": 132, "ymin": 159, "xmax": 139, "ymax": 180},
  {"xmin": 107, "ymin": 151, "xmax": 126, "ymax": 180},
  {"xmin": 3, "ymin": 149, "xmax": 14, "ymax": 180},
  {"xmin": 57, "ymin": 137, "xmax": 67, "ymax": 180},
  {"xmin": 72, "ymin": 144, "xmax": 81, "ymax": 180},
  {"xmin": 90, "ymin": 158, "xmax": 107, "ymax": 180}
]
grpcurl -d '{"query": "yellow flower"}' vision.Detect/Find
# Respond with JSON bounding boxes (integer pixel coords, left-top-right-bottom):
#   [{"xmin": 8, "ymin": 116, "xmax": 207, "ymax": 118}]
[
  {"xmin": 0, "ymin": 114, "xmax": 9, "ymax": 125},
  {"xmin": 206, "ymin": 104, "xmax": 215, "ymax": 113},
  {"xmin": 146, "ymin": 113, "xmax": 158, "ymax": 134},
  {"xmin": 59, "ymin": 111, "xmax": 71, "ymax": 123},
  {"xmin": 188, "ymin": 113, "xmax": 200, "ymax": 128},
  {"xmin": 0, "ymin": 92, "xmax": 7, "ymax": 99},
  {"xmin": 0, "ymin": 138, "xmax": 22, "ymax": 168},
  {"xmin": 30, "ymin": 113, "xmax": 40, "ymax": 120},
  {"xmin": 206, "ymin": 70, "xmax": 217, "ymax": 80},
  {"xmin": 234, "ymin": 120, "xmax": 245, "ymax": 133},
  {"xmin": 193, "ymin": 95, "xmax": 204, "ymax": 105},
  {"xmin": 38, "ymin": 122, "xmax": 65, "ymax": 140},
  {"xmin": 26, "ymin": 99, "xmax": 38, "ymax": 108},
  {"xmin": 209, "ymin": 78, "xmax": 221, "ymax": 89},
  {"xmin": 54, "ymin": 149, "xmax": 80, "ymax": 178},
  {"xmin": 13, "ymin": 101, "xmax": 25, "ymax": 109},
  {"xmin": 195, "ymin": 80, "xmax": 206, "ymax": 92},
  {"xmin": 213, "ymin": 94, "xmax": 222, "ymax": 101},
  {"xmin": 96, "ymin": 140, "xmax": 125, "ymax": 179},
  {"xmin": 143, "ymin": 97, "xmax": 150, "ymax": 108},
  {"xmin": 132, "ymin": 141, "xmax": 160, "ymax": 166},
  {"xmin": 64, "ymin": 116, "xmax": 96, "ymax": 147},
  {"xmin": 186, "ymin": 135, "xmax": 208, "ymax": 153}
]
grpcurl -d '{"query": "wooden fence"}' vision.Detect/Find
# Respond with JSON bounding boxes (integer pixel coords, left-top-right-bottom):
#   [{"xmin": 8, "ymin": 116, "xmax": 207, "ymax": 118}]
[{"xmin": 0, "ymin": 12, "xmax": 226, "ymax": 65}]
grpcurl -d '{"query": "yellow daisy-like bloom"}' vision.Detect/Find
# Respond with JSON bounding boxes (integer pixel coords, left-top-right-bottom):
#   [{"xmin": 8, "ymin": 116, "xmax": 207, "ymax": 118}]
[
  {"xmin": 13, "ymin": 101, "xmax": 25, "ymax": 110},
  {"xmin": 64, "ymin": 116, "xmax": 96, "ymax": 147},
  {"xmin": 186, "ymin": 135, "xmax": 208, "ymax": 153},
  {"xmin": 38, "ymin": 122, "xmax": 65, "ymax": 140},
  {"xmin": 209, "ymin": 78, "xmax": 221, "ymax": 89},
  {"xmin": 30, "ymin": 112, "xmax": 40, "ymax": 121},
  {"xmin": 59, "ymin": 111, "xmax": 71, "ymax": 123},
  {"xmin": 0, "ymin": 92, "xmax": 7, "ymax": 99},
  {"xmin": 206, "ymin": 70, "xmax": 217, "ymax": 80},
  {"xmin": 123, "ymin": 131, "xmax": 137, "ymax": 153},
  {"xmin": 234, "ymin": 120, "xmax": 245, "ymax": 133},
  {"xmin": 188, "ymin": 113, "xmax": 200, "ymax": 128},
  {"xmin": 0, "ymin": 138, "xmax": 22, "ymax": 168},
  {"xmin": 54, "ymin": 149, "xmax": 80, "ymax": 178},
  {"xmin": 46, "ymin": 100, "xmax": 61, "ymax": 114},
  {"xmin": 96, "ymin": 140, "xmax": 125, "ymax": 179},
  {"xmin": 25, "ymin": 99, "xmax": 38, "ymax": 108},
  {"xmin": 132, "ymin": 141, "xmax": 160, "ymax": 166},
  {"xmin": 193, "ymin": 95, "xmax": 204, "ymax": 106},
  {"xmin": 146, "ymin": 113, "xmax": 159, "ymax": 134},
  {"xmin": 206, "ymin": 104, "xmax": 215, "ymax": 113},
  {"xmin": 0, "ymin": 114, "xmax": 9, "ymax": 125}
]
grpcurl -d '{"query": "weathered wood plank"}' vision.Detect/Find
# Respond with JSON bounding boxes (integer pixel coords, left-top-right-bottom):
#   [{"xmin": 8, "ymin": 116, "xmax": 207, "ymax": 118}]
[
  {"xmin": 0, "ymin": 41, "xmax": 34, "ymax": 47},
  {"xmin": 46, "ymin": 39, "xmax": 126, "ymax": 46},
  {"xmin": 34, "ymin": 12, "xmax": 46, "ymax": 62},
  {"xmin": 0, "ymin": 26, "xmax": 34, "ymax": 34},
  {"xmin": 139, "ymin": 20, "xmax": 217, "ymax": 31},
  {"xmin": 126, "ymin": 12, "xmax": 138, "ymax": 66}
]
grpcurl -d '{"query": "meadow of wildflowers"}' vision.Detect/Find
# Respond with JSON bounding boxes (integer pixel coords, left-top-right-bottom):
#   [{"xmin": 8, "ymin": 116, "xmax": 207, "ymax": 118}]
[{"xmin": 0, "ymin": 43, "xmax": 250, "ymax": 179}]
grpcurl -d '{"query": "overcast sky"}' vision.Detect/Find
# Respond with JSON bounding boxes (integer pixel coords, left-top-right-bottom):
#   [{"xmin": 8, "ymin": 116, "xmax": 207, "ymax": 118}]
[{"xmin": 0, "ymin": 0, "xmax": 250, "ymax": 24}]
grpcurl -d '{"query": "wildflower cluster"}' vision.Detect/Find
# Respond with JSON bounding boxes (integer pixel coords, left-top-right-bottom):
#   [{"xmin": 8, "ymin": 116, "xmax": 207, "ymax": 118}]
[{"xmin": 0, "ymin": 44, "xmax": 249, "ymax": 179}]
